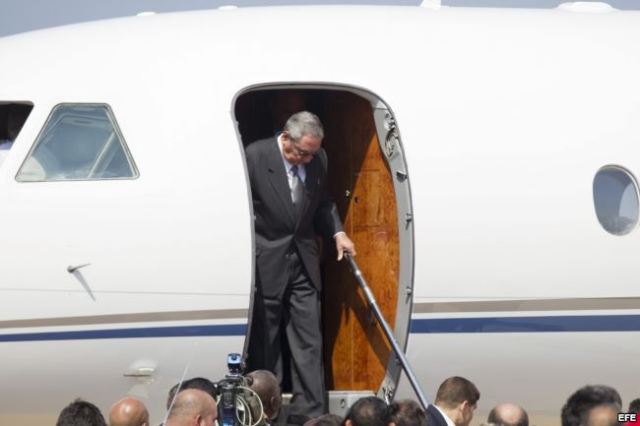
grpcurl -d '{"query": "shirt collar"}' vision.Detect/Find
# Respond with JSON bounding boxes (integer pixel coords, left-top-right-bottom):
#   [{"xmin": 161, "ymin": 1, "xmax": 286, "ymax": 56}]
[
  {"xmin": 277, "ymin": 133, "xmax": 302, "ymax": 175},
  {"xmin": 434, "ymin": 405, "xmax": 457, "ymax": 426}
]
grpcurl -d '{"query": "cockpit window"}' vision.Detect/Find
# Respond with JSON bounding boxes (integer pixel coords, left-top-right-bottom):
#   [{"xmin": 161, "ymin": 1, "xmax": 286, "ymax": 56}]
[{"xmin": 16, "ymin": 104, "xmax": 138, "ymax": 182}]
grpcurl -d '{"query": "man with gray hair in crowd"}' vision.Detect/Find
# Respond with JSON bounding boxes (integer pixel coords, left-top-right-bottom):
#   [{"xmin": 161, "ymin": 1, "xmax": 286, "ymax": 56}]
[{"xmin": 487, "ymin": 403, "xmax": 528, "ymax": 426}]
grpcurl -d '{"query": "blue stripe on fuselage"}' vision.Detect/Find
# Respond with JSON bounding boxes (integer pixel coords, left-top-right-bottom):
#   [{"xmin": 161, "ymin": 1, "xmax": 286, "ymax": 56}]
[
  {"xmin": 410, "ymin": 314, "xmax": 640, "ymax": 333},
  {"xmin": 0, "ymin": 324, "xmax": 247, "ymax": 342},
  {"xmin": 1, "ymin": 315, "xmax": 640, "ymax": 342}
]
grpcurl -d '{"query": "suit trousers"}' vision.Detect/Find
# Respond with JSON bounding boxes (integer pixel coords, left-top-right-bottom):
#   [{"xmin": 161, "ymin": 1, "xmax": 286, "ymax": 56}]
[{"xmin": 249, "ymin": 249, "xmax": 326, "ymax": 424}]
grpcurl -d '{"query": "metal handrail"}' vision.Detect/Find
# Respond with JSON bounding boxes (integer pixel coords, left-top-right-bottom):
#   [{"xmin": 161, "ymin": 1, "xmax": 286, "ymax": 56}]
[{"xmin": 344, "ymin": 253, "xmax": 430, "ymax": 410}]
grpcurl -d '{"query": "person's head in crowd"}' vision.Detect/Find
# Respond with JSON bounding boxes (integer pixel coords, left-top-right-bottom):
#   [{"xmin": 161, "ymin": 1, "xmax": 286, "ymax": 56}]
[
  {"xmin": 56, "ymin": 398, "xmax": 107, "ymax": 426},
  {"xmin": 434, "ymin": 376, "xmax": 480, "ymax": 426},
  {"xmin": 390, "ymin": 399, "xmax": 425, "ymax": 426},
  {"xmin": 629, "ymin": 398, "xmax": 640, "ymax": 413},
  {"xmin": 343, "ymin": 396, "xmax": 394, "ymax": 426},
  {"xmin": 561, "ymin": 385, "xmax": 622, "ymax": 426},
  {"xmin": 584, "ymin": 404, "xmax": 619, "ymax": 426},
  {"xmin": 487, "ymin": 403, "xmax": 528, "ymax": 426},
  {"xmin": 269, "ymin": 90, "xmax": 309, "ymax": 133},
  {"xmin": 166, "ymin": 377, "xmax": 217, "ymax": 409},
  {"xmin": 304, "ymin": 413, "xmax": 343, "ymax": 426},
  {"xmin": 108, "ymin": 397, "xmax": 149, "ymax": 426},
  {"xmin": 165, "ymin": 389, "xmax": 217, "ymax": 426},
  {"xmin": 246, "ymin": 369, "xmax": 282, "ymax": 421}
]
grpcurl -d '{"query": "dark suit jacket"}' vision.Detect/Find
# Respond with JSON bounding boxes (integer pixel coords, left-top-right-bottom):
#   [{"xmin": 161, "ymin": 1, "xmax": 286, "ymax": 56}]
[
  {"xmin": 245, "ymin": 137, "xmax": 343, "ymax": 298},
  {"xmin": 426, "ymin": 405, "xmax": 449, "ymax": 426}
]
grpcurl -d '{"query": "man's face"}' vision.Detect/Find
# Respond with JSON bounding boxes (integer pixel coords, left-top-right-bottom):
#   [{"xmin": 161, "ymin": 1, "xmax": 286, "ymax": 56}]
[{"xmin": 282, "ymin": 133, "xmax": 321, "ymax": 166}]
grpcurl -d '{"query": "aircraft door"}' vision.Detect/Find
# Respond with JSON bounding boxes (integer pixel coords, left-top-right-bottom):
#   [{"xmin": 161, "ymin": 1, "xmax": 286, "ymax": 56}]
[
  {"xmin": 234, "ymin": 87, "xmax": 414, "ymax": 402},
  {"xmin": 321, "ymin": 92, "xmax": 413, "ymax": 400}
]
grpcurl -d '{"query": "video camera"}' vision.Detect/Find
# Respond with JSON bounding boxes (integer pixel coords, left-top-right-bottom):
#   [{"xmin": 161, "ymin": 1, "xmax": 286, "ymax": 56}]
[{"xmin": 215, "ymin": 353, "xmax": 264, "ymax": 426}]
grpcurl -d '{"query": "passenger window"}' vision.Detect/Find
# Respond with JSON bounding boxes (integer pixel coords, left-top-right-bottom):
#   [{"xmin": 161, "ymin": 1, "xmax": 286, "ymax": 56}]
[
  {"xmin": 593, "ymin": 166, "xmax": 639, "ymax": 236},
  {"xmin": 16, "ymin": 104, "xmax": 137, "ymax": 181},
  {"xmin": 0, "ymin": 103, "xmax": 33, "ymax": 166}
]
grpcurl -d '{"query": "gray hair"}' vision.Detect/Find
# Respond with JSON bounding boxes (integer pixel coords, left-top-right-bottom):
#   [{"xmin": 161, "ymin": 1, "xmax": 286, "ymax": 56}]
[{"xmin": 283, "ymin": 111, "xmax": 324, "ymax": 141}]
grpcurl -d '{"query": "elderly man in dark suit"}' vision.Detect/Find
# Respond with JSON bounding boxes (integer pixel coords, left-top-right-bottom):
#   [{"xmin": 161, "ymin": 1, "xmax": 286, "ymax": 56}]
[{"xmin": 245, "ymin": 111, "xmax": 355, "ymax": 425}]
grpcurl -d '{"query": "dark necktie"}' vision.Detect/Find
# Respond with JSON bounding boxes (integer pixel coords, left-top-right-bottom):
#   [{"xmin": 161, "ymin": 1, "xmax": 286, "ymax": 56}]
[{"xmin": 290, "ymin": 165, "xmax": 304, "ymax": 211}]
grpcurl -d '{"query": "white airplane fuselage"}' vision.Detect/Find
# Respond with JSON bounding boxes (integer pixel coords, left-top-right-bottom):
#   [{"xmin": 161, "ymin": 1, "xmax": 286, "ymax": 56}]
[{"xmin": 1, "ymin": 5, "xmax": 639, "ymax": 425}]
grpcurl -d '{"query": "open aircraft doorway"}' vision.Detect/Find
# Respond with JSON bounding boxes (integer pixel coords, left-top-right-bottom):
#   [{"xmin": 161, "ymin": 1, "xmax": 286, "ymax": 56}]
[{"xmin": 233, "ymin": 85, "xmax": 415, "ymax": 401}]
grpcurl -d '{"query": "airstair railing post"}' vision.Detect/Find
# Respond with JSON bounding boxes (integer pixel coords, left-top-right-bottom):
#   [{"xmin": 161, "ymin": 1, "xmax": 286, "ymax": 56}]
[{"xmin": 344, "ymin": 253, "xmax": 430, "ymax": 410}]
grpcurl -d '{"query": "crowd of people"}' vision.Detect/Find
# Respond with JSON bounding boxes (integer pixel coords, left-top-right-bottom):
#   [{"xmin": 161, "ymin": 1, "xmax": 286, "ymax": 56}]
[{"xmin": 54, "ymin": 372, "xmax": 640, "ymax": 426}]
